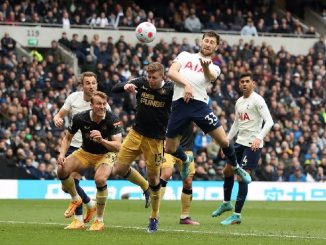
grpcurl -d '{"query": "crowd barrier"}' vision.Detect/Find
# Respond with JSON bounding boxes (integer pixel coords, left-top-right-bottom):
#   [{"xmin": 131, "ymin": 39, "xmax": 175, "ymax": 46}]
[
  {"xmin": 0, "ymin": 25, "xmax": 318, "ymax": 55},
  {"xmin": 0, "ymin": 180, "xmax": 325, "ymax": 201}
]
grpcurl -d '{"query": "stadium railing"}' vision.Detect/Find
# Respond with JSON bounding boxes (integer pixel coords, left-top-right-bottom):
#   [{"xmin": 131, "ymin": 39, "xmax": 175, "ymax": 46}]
[{"xmin": 0, "ymin": 23, "xmax": 319, "ymax": 55}]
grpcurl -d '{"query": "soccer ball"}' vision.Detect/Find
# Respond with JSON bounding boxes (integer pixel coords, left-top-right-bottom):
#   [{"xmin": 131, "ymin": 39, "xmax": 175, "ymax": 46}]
[{"xmin": 135, "ymin": 22, "xmax": 156, "ymax": 43}]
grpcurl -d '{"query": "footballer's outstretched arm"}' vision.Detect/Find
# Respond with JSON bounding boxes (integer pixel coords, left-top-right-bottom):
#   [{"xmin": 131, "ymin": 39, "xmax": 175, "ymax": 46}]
[{"xmin": 199, "ymin": 58, "xmax": 218, "ymax": 81}]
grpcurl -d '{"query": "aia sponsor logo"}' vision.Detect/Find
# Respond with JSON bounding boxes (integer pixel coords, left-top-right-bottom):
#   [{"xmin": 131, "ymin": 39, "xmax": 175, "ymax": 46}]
[
  {"xmin": 239, "ymin": 112, "xmax": 250, "ymax": 121},
  {"xmin": 184, "ymin": 61, "xmax": 203, "ymax": 73}
]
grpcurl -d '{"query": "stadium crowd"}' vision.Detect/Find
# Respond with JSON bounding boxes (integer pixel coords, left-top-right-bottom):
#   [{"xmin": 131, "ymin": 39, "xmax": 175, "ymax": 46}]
[
  {"xmin": 0, "ymin": 25, "xmax": 325, "ymax": 182},
  {"xmin": 0, "ymin": 0, "xmax": 318, "ymax": 36}
]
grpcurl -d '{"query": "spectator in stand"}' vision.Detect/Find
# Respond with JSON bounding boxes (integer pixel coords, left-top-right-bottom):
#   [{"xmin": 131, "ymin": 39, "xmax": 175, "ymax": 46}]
[
  {"xmin": 46, "ymin": 40, "xmax": 64, "ymax": 64},
  {"xmin": 81, "ymin": 35, "xmax": 91, "ymax": 57},
  {"xmin": 289, "ymin": 166, "xmax": 307, "ymax": 182},
  {"xmin": 240, "ymin": 18, "xmax": 258, "ymax": 37},
  {"xmin": 87, "ymin": 13, "xmax": 97, "ymax": 27},
  {"xmin": 44, "ymin": 10, "xmax": 58, "ymax": 24},
  {"xmin": 58, "ymin": 32, "xmax": 71, "ymax": 49},
  {"xmin": 184, "ymin": 8, "xmax": 202, "ymax": 33},
  {"xmin": 223, "ymin": 8, "xmax": 234, "ymax": 30},
  {"xmin": 279, "ymin": 18, "xmax": 291, "ymax": 34},
  {"xmin": 0, "ymin": 1, "xmax": 316, "ymax": 36},
  {"xmin": 146, "ymin": 11, "xmax": 155, "ymax": 24},
  {"xmin": 96, "ymin": 12, "xmax": 109, "ymax": 28},
  {"xmin": 233, "ymin": 10, "xmax": 245, "ymax": 31},
  {"xmin": 1, "ymin": 32, "xmax": 16, "ymax": 56},
  {"xmin": 313, "ymin": 36, "xmax": 326, "ymax": 55},
  {"xmin": 71, "ymin": 14, "xmax": 83, "ymax": 25},
  {"xmin": 193, "ymin": 166, "xmax": 209, "ymax": 180},
  {"xmin": 275, "ymin": 162, "xmax": 288, "ymax": 181},
  {"xmin": 206, "ymin": 15, "xmax": 220, "ymax": 30},
  {"xmin": 70, "ymin": 34, "xmax": 86, "ymax": 65},
  {"xmin": 19, "ymin": 157, "xmax": 40, "ymax": 179},
  {"xmin": 256, "ymin": 18, "xmax": 267, "ymax": 33},
  {"xmin": 269, "ymin": 22, "xmax": 280, "ymax": 35},
  {"xmin": 61, "ymin": 10, "xmax": 71, "ymax": 29},
  {"xmin": 38, "ymin": 162, "xmax": 54, "ymax": 180},
  {"xmin": 305, "ymin": 26, "xmax": 317, "ymax": 36},
  {"xmin": 267, "ymin": 12, "xmax": 279, "ymax": 29}
]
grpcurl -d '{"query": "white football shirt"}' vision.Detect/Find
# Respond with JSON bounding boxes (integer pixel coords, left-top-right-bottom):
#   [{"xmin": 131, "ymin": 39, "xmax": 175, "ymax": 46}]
[
  {"xmin": 172, "ymin": 52, "xmax": 221, "ymax": 104},
  {"xmin": 228, "ymin": 91, "xmax": 274, "ymax": 148},
  {"xmin": 62, "ymin": 91, "xmax": 91, "ymax": 147}
]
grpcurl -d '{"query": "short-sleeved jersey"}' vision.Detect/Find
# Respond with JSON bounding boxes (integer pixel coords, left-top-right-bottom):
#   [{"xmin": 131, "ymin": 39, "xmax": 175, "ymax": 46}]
[
  {"xmin": 129, "ymin": 77, "xmax": 174, "ymax": 139},
  {"xmin": 68, "ymin": 109, "xmax": 122, "ymax": 154},
  {"xmin": 62, "ymin": 91, "xmax": 111, "ymax": 148},
  {"xmin": 172, "ymin": 52, "xmax": 221, "ymax": 104},
  {"xmin": 62, "ymin": 91, "xmax": 92, "ymax": 148},
  {"xmin": 229, "ymin": 92, "xmax": 273, "ymax": 148}
]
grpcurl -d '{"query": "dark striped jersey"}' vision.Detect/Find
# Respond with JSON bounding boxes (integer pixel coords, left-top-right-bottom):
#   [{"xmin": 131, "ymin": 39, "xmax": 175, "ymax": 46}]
[
  {"xmin": 112, "ymin": 77, "xmax": 174, "ymax": 139},
  {"xmin": 68, "ymin": 109, "xmax": 122, "ymax": 154}
]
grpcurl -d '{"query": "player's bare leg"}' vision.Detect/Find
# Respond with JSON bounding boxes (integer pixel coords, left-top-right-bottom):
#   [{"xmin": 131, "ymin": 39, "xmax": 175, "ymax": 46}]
[
  {"xmin": 209, "ymin": 127, "xmax": 251, "ymax": 184},
  {"xmin": 124, "ymin": 168, "xmax": 150, "ymax": 208},
  {"xmin": 114, "ymin": 163, "xmax": 150, "ymax": 208}
]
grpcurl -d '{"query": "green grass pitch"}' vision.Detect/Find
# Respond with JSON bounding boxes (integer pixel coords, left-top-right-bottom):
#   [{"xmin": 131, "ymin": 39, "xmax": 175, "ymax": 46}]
[{"xmin": 0, "ymin": 200, "xmax": 325, "ymax": 245}]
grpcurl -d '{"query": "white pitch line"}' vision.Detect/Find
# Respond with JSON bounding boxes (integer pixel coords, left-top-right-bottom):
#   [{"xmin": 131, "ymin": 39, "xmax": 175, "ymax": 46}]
[{"xmin": 1, "ymin": 220, "xmax": 325, "ymax": 241}]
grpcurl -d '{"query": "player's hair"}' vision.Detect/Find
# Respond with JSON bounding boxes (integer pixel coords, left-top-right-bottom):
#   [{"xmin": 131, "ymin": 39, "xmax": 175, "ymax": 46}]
[
  {"xmin": 240, "ymin": 72, "xmax": 253, "ymax": 79},
  {"xmin": 146, "ymin": 62, "xmax": 164, "ymax": 75},
  {"xmin": 91, "ymin": 91, "xmax": 107, "ymax": 104},
  {"xmin": 202, "ymin": 31, "xmax": 220, "ymax": 44},
  {"xmin": 80, "ymin": 71, "xmax": 97, "ymax": 84}
]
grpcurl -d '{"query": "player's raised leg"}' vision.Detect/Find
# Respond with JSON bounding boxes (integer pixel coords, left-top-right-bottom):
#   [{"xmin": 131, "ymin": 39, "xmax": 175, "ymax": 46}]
[
  {"xmin": 209, "ymin": 127, "xmax": 251, "ymax": 184},
  {"xmin": 123, "ymin": 167, "xmax": 151, "ymax": 208}
]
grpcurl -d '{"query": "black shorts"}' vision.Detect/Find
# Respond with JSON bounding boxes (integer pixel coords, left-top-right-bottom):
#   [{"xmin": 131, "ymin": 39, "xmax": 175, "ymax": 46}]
[
  {"xmin": 166, "ymin": 98, "xmax": 221, "ymax": 138},
  {"xmin": 235, "ymin": 143, "xmax": 262, "ymax": 170}
]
